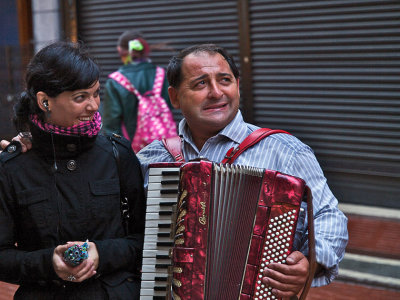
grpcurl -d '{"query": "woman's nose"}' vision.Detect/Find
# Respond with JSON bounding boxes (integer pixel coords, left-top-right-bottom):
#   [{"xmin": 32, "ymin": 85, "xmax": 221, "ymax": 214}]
[{"xmin": 87, "ymin": 96, "xmax": 99, "ymax": 111}]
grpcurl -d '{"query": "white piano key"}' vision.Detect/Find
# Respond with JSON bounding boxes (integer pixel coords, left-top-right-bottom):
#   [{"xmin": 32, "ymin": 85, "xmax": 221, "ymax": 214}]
[
  {"xmin": 144, "ymin": 234, "xmax": 173, "ymax": 243},
  {"xmin": 145, "ymin": 212, "xmax": 174, "ymax": 220},
  {"xmin": 142, "ymin": 264, "xmax": 170, "ymax": 273},
  {"xmin": 146, "ymin": 205, "xmax": 174, "ymax": 213},
  {"xmin": 149, "ymin": 167, "xmax": 180, "ymax": 176},
  {"xmin": 144, "ymin": 242, "xmax": 173, "ymax": 251},
  {"xmin": 141, "ymin": 272, "xmax": 168, "ymax": 281},
  {"xmin": 143, "ymin": 249, "xmax": 170, "ymax": 258},
  {"xmin": 140, "ymin": 289, "xmax": 169, "ymax": 297},
  {"xmin": 148, "ymin": 181, "xmax": 179, "ymax": 190},
  {"xmin": 147, "ymin": 190, "xmax": 178, "ymax": 198},
  {"xmin": 146, "ymin": 197, "xmax": 178, "ymax": 205},
  {"xmin": 142, "ymin": 257, "xmax": 171, "ymax": 266},
  {"xmin": 140, "ymin": 280, "xmax": 170, "ymax": 289},
  {"xmin": 145, "ymin": 227, "xmax": 171, "ymax": 235}
]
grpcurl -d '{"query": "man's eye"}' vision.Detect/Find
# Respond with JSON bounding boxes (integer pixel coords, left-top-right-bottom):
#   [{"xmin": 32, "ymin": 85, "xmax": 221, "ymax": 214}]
[{"xmin": 194, "ymin": 80, "xmax": 206, "ymax": 87}]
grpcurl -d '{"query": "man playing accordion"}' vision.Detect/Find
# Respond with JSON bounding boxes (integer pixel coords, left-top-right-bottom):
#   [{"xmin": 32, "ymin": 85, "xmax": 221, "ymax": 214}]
[{"xmin": 137, "ymin": 44, "xmax": 348, "ymax": 299}]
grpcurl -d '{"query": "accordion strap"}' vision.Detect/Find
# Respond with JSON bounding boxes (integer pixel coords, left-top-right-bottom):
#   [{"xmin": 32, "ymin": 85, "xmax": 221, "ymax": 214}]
[
  {"xmin": 299, "ymin": 186, "xmax": 317, "ymax": 300},
  {"xmin": 162, "ymin": 136, "xmax": 185, "ymax": 162},
  {"xmin": 162, "ymin": 128, "xmax": 290, "ymax": 163},
  {"xmin": 221, "ymin": 128, "xmax": 290, "ymax": 164}
]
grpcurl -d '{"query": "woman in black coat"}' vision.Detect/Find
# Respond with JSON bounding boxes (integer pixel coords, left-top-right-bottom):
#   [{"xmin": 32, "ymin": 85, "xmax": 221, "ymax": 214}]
[{"xmin": 0, "ymin": 41, "xmax": 145, "ymax": 299}]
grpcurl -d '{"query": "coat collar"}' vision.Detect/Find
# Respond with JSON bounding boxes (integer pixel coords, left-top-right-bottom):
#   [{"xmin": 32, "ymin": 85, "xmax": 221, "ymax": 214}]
[{"xmin": 30, "ymin": 123, "xmax": 97, "ymax": 159}]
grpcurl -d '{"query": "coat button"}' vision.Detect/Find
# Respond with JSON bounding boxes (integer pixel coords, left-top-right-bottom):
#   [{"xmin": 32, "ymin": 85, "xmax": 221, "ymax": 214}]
[
  {"xmin": 66, "ymin": 144, "xmax": 77, "ymax": 152},
  {"xmin": 67, "ymin": 160, "xmax": 77, "ymax": 171},
  {"xmin": 7, "ymin": 145, "xmax": 17, "ymax": 153}
]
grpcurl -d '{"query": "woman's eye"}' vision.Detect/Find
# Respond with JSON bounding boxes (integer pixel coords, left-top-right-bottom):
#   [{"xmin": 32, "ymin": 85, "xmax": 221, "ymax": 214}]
[
  {"xmin": 74, "ymin": 95, "xmax": 85, "ymax": 102},
  {"xmin": 93, "ymin": 89, "xmax": 101, "ymax": 98}
]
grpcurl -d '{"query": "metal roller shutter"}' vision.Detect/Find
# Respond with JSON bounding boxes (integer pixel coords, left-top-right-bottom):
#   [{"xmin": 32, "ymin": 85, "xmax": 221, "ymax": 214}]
[
  {"xmin": 249, "ymin": 0, "xmax": 400, "ymax": 207},
  {"xmin": 77, "ymin": 0, "xmax": 240, "ymax": 121}
]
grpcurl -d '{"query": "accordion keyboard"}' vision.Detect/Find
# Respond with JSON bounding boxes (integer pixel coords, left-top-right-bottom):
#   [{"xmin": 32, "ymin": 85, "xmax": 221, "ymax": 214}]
[{"xmin": 140, "ymin": 166, "xmax": 180, "ymax": 300}]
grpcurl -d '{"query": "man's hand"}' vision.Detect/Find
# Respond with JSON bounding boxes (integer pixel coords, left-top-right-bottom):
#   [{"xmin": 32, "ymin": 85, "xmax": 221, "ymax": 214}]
[
  {"xmin": 0, "ymin": 133, "xmax": 32, "ymax": 153},
  {"xmin": 0, "ymin": 140, "xmax": 10, "ymax": 152},
  {"xmin": 262, "ymin": 251, "xmax": 309, "ymax": 299}
]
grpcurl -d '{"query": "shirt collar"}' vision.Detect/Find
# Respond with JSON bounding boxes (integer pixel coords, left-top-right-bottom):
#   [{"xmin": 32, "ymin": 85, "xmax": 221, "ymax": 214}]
[{"xmin": 178, "ymin": 110, "xmax": 249, "ymax": 145}]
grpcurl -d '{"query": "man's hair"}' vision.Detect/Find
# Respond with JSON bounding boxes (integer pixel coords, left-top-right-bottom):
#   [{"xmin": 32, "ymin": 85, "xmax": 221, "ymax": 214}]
[{"xmin": 167, "ymin": 44, "xmax": 240, "ymax": 88}]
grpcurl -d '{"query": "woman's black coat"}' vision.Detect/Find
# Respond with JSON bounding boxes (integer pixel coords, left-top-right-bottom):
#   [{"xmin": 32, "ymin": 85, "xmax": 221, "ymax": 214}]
[{"xmin": 0, "ymin": 126, "xmax": 145, "ymax": 299}]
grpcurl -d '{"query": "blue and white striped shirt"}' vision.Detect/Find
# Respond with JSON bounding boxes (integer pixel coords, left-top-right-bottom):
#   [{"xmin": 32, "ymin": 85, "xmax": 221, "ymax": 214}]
[{"xmin": 137, "ymin": 110, "xmax": 348, "ymax": 287}]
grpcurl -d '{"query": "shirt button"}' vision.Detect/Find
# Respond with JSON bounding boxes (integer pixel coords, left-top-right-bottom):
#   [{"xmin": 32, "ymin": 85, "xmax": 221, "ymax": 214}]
[
  {"xmin": 66, "ymin": 144, "xmax": 77, "ymax": 152},
  {"xmin": 67, "ymin": 160, "xmax": 77, "ymax": 171}
]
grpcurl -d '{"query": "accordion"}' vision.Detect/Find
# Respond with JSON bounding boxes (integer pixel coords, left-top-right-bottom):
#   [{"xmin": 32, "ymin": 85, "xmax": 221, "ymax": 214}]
[{"xmin": 140, "ymin": 160, "xmax": 315, "ymax": 300}]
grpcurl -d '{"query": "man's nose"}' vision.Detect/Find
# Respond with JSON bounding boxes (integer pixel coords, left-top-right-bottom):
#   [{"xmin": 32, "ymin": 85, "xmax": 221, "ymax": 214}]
[{"xmin": 208, "ymin": 82, "xmax": 223, "ymax": 99}]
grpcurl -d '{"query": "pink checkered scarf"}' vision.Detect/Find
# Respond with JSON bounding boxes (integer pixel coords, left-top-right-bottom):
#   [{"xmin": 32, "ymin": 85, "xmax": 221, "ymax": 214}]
[{"xmin": 30, "ymin": 112, "xmax": 102, "ymax": 137}]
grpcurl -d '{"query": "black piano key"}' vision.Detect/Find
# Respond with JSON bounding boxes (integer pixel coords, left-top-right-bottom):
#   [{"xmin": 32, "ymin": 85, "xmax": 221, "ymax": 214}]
[
  {"xmin": 154, "ymin": 286, "xmax": 167, "ymax": 292},
  {"xmin": 157, "ymin": 242, "xmax": 173, "ymax": 247},
  {"xmin": 161, "ymin": 170, "xmax": 179, "ymax": 176},
  {"xmin": 156, "ymin": 264, "xmax": 170, "ymax": 269},
  {"xmin": 158, "ymin": 223, "xmax": 171, "ymax": 228},
  {"xmin": 160, "ymin": 189, "xmax": 178, "ymax": 194},
  {"xmin": 155, "ymin": 276, "xmax": 167, "ymax": 282},
  {"xmin": 161, "ymin": 179, "xmax": 179, "ymax": 185},
  {"xmin": 156, "ymin": 254, "xmax": 170, "ymax": 259},
  {"xmin": 159, "ymin": 211, "xmax": 172, "ymax": 216},
  {"xmin": 159, "ymin": 202, "xmax": 176, "ymax": 206},
  {"xmin": 157, "ymin": 232, "xmax": 170, "ymax": 238},
  {"xmin": 153, "ymin": 297, "xmax": 166, "ymax": 300}
]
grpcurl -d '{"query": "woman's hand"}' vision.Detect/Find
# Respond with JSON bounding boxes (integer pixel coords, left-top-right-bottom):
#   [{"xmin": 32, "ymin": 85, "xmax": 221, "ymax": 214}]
[{"xmin": 52, "ymin": 241, "xmax": 99, "ymax": 283}]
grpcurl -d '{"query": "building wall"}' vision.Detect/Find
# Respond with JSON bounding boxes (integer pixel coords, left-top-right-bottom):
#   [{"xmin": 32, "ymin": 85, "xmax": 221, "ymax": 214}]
[{"xmin": 31, "ymin": 0, "xmax": 61, "ymax": 51}]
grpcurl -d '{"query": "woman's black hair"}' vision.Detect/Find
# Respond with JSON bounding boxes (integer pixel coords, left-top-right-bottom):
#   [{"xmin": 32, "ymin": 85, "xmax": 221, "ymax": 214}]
[
  {"xmin": 13, "ymin": 41, "xmax": 100, "ymax": 131},
  {"xmin": 167, "ymin": 43, "xmax": 240, "ymax": 89}
]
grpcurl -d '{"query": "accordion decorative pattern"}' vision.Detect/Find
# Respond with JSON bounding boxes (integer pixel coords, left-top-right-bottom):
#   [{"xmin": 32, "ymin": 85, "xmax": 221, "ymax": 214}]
[{"xmin": 170, "ymin": 161, "xmax": 305, "ymax": 300}]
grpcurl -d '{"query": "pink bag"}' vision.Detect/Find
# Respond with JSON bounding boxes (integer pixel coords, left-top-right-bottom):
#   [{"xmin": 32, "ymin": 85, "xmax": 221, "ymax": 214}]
[{"xmin": 109, "ymin": 67, "xmax": 177, "ymax": 152}]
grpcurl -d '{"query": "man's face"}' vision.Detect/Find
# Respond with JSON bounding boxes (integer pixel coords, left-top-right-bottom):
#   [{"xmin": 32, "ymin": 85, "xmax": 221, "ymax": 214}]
[{"xmin": 168, "ymin": 52, "xmax": 240, "ymax": 141}]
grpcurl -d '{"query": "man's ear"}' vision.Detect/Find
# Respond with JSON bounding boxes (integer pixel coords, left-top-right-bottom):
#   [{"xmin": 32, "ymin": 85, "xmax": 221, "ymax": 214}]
[
  {"xmin": 168, "ymin": 86, "xmax": 180, "ymax": 109},
  {"xmin": 36, "ymin": 91, "xmax": 49, "ymax": 112}
]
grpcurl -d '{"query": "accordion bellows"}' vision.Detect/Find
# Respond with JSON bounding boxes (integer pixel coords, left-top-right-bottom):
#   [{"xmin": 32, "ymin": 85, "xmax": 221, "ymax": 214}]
[{"xmin": 171, "ymin": 161, "xmax": 306, "ymax": 300}]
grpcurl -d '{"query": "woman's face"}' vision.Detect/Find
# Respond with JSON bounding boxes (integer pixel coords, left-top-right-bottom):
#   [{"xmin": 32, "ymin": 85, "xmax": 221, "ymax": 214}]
[{"xmin": 45, "ymin": 81, "xmax": 100, "ymax": 127}]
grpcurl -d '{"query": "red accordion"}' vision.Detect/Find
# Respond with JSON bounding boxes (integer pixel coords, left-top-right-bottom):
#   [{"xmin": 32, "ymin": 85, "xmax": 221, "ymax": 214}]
[{"xmin": 170, "ymin": 160, "xmax": 314, "ymax": 300}]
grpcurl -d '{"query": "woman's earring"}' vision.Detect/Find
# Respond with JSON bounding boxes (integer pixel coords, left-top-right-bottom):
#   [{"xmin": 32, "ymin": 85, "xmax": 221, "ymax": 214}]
[
  {"xmin": 43, "ymin": 100, "xmax": 49, "ymax": 111},
  {"xmin": 43, "ymin": 100, "xmax": 51, "ymax": 118}
]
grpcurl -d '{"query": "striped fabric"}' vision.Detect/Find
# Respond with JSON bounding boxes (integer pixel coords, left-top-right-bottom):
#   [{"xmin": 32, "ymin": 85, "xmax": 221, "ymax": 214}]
[
  {"xmin": 30, "ymin": 112, "xmax": 102, "ymax": 137},
  {"xmin": 137, "ymin": 110, "xmax": 348, "ymax": 287}
]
